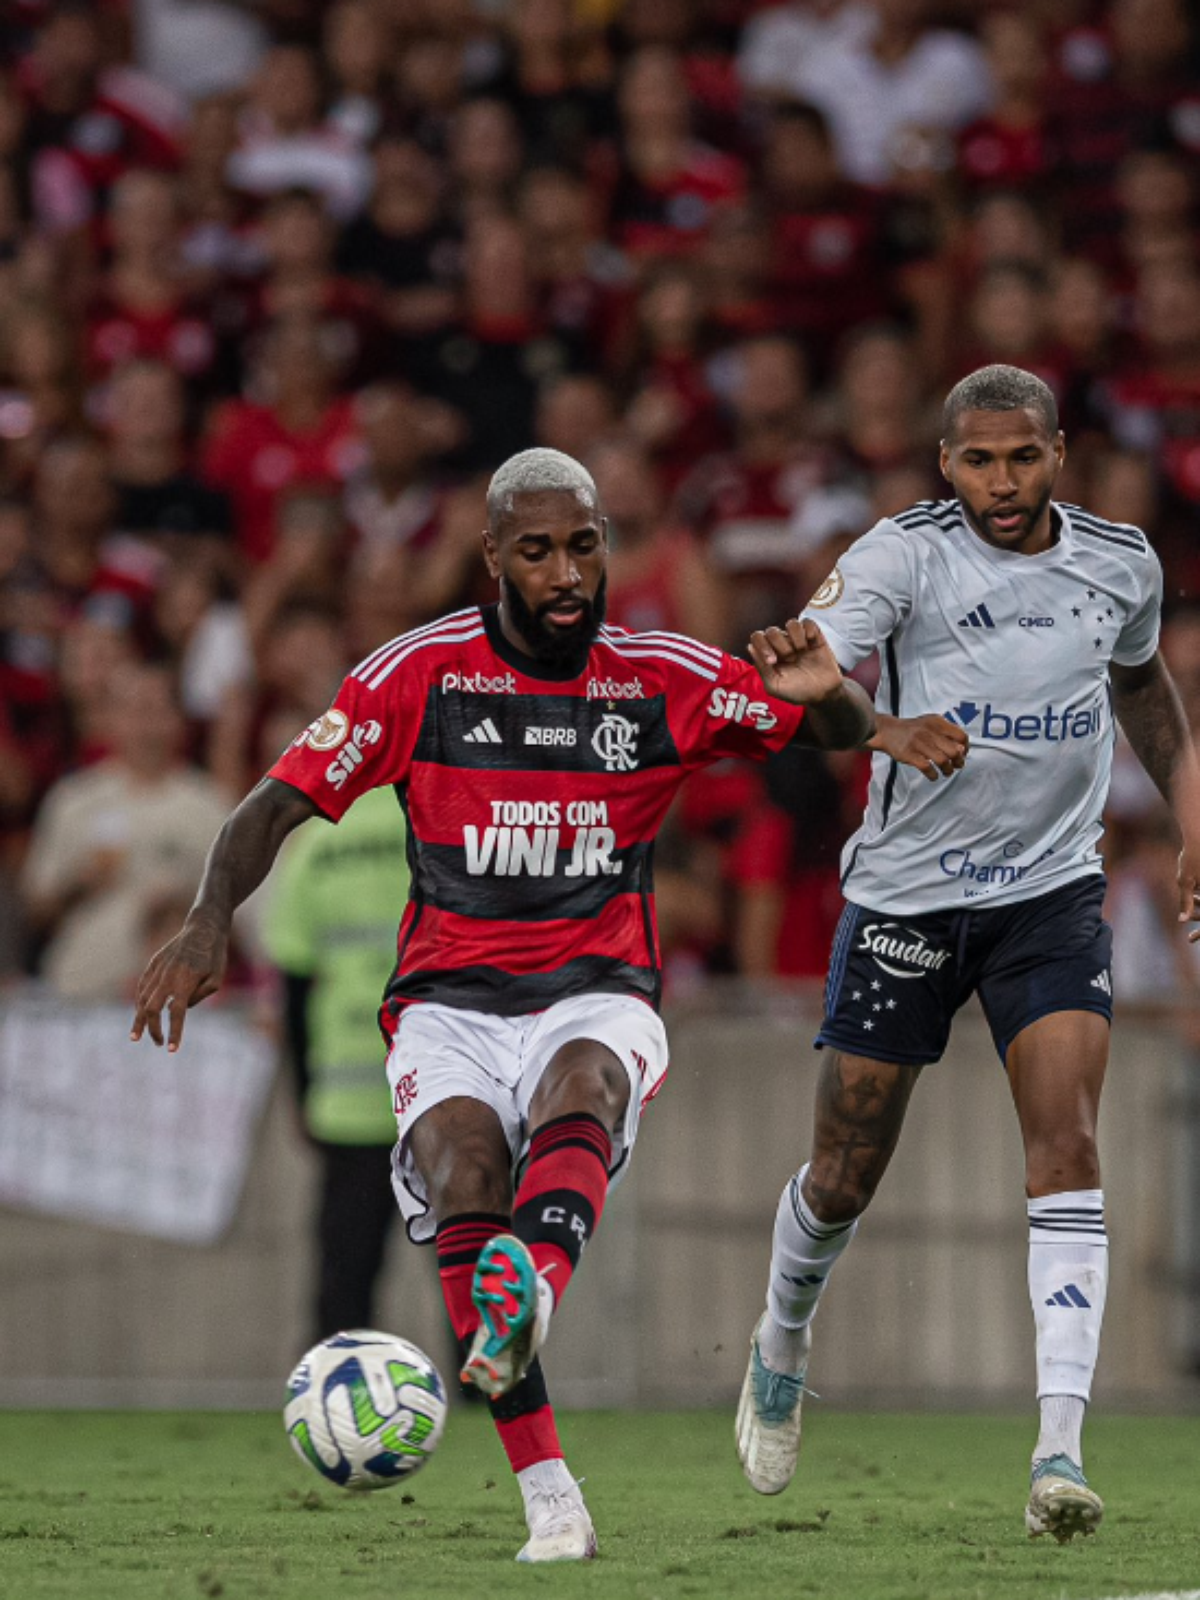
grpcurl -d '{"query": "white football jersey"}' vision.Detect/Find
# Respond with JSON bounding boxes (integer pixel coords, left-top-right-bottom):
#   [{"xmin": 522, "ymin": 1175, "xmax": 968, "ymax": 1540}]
[{"xmin": 802, "ymin": 500, "xmax": 1162, "ymax": 914}]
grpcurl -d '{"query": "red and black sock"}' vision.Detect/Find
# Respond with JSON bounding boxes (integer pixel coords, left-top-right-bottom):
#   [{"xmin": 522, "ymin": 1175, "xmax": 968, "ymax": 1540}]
[
  {"xmin": 511, "ymin": 1113, "xmax": 613, "ymax": 1307},
  {"xmin": 435, "ymin": 1210, "xmax": 563, "ymax": 1471}
]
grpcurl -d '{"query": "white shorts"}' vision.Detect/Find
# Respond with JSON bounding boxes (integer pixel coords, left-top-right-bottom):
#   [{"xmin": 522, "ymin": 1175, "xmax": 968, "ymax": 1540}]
[{"xmin": 385, "ymin": 993, "xmax": 669, "ymax": 1243}]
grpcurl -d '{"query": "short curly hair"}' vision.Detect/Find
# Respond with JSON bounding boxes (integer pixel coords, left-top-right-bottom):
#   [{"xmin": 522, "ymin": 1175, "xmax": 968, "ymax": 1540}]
[{"xmin": 942, "ymin": 364, "xmax": 1058, "ymax": 442}]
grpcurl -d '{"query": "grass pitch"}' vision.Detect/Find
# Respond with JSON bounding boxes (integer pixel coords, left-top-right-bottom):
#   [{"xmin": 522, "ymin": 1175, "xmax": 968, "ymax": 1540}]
[{"xmin": 0, "ymin": 1409, "xmax": 1197, "ymax": 1600}]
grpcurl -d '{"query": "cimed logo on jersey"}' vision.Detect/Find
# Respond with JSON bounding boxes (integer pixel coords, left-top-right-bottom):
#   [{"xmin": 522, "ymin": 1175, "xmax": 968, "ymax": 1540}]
[{"xmin": 591, "ymin": 714, "xmax": 639, "ymax": 771}]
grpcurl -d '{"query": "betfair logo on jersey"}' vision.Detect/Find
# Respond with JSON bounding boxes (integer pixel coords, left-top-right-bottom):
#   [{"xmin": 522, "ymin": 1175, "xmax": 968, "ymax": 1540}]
[
  {"xmin": 441, "ymin": 670, "xmax": 517, "ymax": 694},
  {"xmin": 857, "ymin": 922, "xmax": 951, "ymax": 978},
  {"xmin": 325, "ymin": 720, "xmax": 383, "ymax": 788},
  {"xmin": 707, "ymin": 686, "xmax": 778, "ymax": 732},
  {"xmin": 943, "ymin": 699, "xmax": 1103, "ymax": 741},
  {"xmin": 463, "ymin": 800, "xmax": 620, "ymax": 877}
]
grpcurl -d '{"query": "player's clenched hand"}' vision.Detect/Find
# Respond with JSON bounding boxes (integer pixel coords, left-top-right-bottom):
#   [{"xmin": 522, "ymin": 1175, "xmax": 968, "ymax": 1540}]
[
  {"xmin": 1177, "ymin": 837, "xmax": 1200, "ymax": 941},
  {"xmin": 129, "ymin": 914, "xmax": 229, "ymax": 1052},
  {"xmin": 748, "ymin": 618, "xmax": 844, "ymax": 705},
  {"xmin": 870, "ymin": 713, "xmax": 969, "ymax": 781}
]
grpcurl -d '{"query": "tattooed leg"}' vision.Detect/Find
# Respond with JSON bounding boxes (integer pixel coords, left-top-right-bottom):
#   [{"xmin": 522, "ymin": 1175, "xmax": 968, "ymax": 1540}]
[
  {"xmin": 802, "ymin": 1051, "xmax": 924, "ymax": 1225},
  {"xmin": 743, "ymin": 1049, "xmax": 926, "ymax": 1467}
]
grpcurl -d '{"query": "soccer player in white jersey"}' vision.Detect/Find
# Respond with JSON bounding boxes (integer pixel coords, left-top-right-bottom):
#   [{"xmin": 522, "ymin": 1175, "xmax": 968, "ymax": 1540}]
[{"xmin": 735, "ymin": 364, "xmax": 1200, "ymax": 1541}]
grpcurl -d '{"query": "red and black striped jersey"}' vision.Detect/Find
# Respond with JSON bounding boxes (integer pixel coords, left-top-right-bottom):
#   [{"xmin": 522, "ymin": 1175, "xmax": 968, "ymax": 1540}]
[{"xmin": 269, "ymin": 604, "xmax": 805, "ymax": 1025}]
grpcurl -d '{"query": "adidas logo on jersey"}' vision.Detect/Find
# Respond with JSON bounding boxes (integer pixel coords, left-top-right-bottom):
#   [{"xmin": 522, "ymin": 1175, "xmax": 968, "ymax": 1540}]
[
  {"xmin": 1090, "ymin": 970, "xmax": 1112, "ymax": 995},
  {"xmin": 1045, "ymin": 1283, "xmax": 1092, "ymax": 1309},
  {"xmin": 464, "ymin": 719, "xmax": 502, "ymax": 744},
  {"xmin": 957, "ymin": 604, "xmax": 996, "ymax": 629}
]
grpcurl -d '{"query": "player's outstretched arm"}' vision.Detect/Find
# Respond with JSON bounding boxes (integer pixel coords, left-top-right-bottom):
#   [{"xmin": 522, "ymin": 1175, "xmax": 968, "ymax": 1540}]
[
  {"xmin": 748, "ymin": 619, "xmax": 875, "ymax": 749},
  {"xmin": 868, "ymin": 713, "xmax": 969, "ymax": 782},
  {"xmin": 1111, "ymin": 652, "xmax": 1200, "ymax": 940},
  {"xmin": 130, "ymin": 778, "xmax": 321, "ymax": 1051}
]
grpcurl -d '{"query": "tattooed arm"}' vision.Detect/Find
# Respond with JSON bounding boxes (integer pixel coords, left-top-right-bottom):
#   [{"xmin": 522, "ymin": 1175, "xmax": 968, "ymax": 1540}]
[
  {"xmin": 1110, "ymin": 652, "xmax": 1200, "ymax": 938},
  {"xmin": 131, "ymin": 778, "xmax": 320, "ymax": 1050},
  {"xmin": 749, "ymin": 618, "xmax": 877, "ymax": 749}
]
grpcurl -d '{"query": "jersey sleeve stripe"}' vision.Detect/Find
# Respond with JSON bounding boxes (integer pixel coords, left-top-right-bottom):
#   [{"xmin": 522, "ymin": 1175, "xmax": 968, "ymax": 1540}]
[
  {"xmin": 603, "ymin": 627, "xmax": 723, "ymax": 668},
  {"xmin": 1067, "ymin": 505, "xmax": 1146, "ymax": 537},
  {"xmin": 893, "ymin": 501, "xmax": 958, "ymax": 529},
  {"xmin": 352, "ymin": 608, "xmax": 480, "ymax": 680},
  {"xmin": 362, "ymin": 623, "xmax": 485, "ymax": 689},
  {"xmin": 1072, "ymin": 524, "xmax": 1147, "ymax": 554},
  {"xmin": 605, "ymin": 644, "xmax": 720, "ymax": 681}
]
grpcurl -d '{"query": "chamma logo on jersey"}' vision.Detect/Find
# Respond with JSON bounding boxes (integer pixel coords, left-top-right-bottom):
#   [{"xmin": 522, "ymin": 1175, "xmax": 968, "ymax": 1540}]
[{"xmin": 808, "ymin": 567, "xmax": 844, "ymax": 608}]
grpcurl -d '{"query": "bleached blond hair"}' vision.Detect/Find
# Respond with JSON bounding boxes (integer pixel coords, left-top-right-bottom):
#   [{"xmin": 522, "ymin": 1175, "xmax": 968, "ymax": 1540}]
[{"xmin": 486, "ymin": 448, "xmax": 598, "ymax": 528}]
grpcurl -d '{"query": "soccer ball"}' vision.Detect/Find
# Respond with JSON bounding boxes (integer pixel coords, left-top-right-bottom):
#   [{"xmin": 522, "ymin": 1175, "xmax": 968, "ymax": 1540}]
[{"xmin": 284, "ymin": 1330, "xmax": 448, "ymax": 1490}]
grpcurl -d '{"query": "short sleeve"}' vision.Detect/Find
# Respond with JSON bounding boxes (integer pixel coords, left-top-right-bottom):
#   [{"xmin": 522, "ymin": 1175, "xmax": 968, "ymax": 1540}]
[
  {"xmin": 800, "ymin": 519, "xmax": 916, "ymax": 670},
  {"xmin": 675, "ymin": 651, "xmax": 806, "ymax": 768},
  {"xmin": 1111, "ymin": 545, "xmax": 1163, "ymax": 668},
  {"xmin": 268, "ymin": 663, "xmax": 421, "ymax": 821}
]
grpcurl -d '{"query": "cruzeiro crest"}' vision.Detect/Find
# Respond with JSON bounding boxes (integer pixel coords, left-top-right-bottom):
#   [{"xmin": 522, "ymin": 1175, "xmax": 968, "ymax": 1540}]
[{"xmin": 591, "ymin": 713, "xmax": 639, "ymax": 771}]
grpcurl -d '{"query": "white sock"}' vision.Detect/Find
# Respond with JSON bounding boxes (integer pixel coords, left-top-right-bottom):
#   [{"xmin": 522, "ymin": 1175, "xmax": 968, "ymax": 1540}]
[
  {"xmin": 1035, "ymin": 1394, "xmax": 1085, "ymax": 1466},
  {"xmin": 763, "ymin": 1166, "xmax": 858, "ymax": 1370},
  {"xmin": 518, "ymin": 1456, "xmax": 575, "ymax": 1514},
  {"xmin": 1028, "ymin": 1189, "xmax": 1108, "ymax": 1467}
]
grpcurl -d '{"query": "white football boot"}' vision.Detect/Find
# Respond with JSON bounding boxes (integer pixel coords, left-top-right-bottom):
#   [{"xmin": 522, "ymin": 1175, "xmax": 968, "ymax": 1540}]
[
  {"xmin": 517, "ymin": 1479, "xmax": 597, "ymax": 1563},
  {"xmin": 735, "ymin": 1313, "xmax": 811, "ymax": 1495},
  {"xmin": 1025, "ymin": 1454, "xmax": 1104, "ymax": 1542}
]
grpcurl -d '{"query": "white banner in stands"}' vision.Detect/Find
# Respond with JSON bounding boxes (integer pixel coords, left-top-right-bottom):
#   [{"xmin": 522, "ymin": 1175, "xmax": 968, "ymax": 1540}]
[{"xmin": 0, "ymin": 997, "xmax": 275, "ymax": 1244}]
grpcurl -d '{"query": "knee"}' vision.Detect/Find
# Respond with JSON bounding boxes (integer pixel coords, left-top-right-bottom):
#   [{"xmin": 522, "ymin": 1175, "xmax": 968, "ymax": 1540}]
[
  {"xmin": 530, "ymin": 1046, "xmax": 629, "ymax": 1132},
  {"xmin": 1025, "ymin": 1131, "xmax": 1100, "ymax": 1197},
  {"xmin": 415, "ymin": 1129, "xmax": 510, "ymax": 1219}
]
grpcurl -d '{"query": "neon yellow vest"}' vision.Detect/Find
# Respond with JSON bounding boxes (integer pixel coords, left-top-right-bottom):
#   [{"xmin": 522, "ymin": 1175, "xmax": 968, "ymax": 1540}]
[{"xmin": 264, "ymin": 786, "xmax": 408, "ymax": 1143}]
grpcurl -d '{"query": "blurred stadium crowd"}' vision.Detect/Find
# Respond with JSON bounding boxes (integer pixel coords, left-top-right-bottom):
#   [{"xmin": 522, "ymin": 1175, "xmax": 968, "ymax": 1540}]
[{"xmin": 2, "ymin": 0, "xmax": 1200, "ymax": 1004}]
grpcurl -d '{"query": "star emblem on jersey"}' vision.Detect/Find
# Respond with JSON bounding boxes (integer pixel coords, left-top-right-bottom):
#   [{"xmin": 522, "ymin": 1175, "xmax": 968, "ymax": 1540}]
[{"xmin": 591, "ymin": 714, "xmax": 639, "ymax": 771}]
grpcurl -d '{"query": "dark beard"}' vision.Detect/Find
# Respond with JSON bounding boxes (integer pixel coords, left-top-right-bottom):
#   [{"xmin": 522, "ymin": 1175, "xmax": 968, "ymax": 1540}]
[
  {"xmin": 501, "ymin": 573, "xmax": 607, "ymax": 674},
  {"xmin": 962, "ymin": 482, "xmax": 1055, "ymax": 547}
]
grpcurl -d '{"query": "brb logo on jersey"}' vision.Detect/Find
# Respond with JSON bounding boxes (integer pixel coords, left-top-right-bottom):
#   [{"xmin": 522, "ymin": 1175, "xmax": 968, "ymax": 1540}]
[
  {"xmin": 943, "ymin": 697, "xmax": 1104, "ymax": 742},
  {"xmin": 707, "ymin": 686, "xmax": 778, "ymax": 732},
  {"xmin": 857, "ymin": 922, "xmax": 951, "ymax": 978},
  {"xmin": 592, "ymin": 714, "xmax": 639, "ymax": 771}
]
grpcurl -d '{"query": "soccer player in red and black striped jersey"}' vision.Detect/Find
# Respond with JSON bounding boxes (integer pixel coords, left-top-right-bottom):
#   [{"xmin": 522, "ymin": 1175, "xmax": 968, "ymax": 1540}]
[{"xmin": 131, "ymin": 446, "xmax": 895, "ymax": 1561}]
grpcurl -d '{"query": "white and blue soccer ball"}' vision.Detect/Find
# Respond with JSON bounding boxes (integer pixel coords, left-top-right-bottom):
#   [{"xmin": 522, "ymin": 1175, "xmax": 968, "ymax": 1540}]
[{"xmin": 284, "ymin": 1330, "xmax": 448, "ymax": 1490}]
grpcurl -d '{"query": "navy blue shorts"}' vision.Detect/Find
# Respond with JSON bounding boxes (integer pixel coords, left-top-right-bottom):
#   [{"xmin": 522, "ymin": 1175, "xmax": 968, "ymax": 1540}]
[{"xmin": 817, "ymin": 876, "xmax": 1113, "ymax": 1066}]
